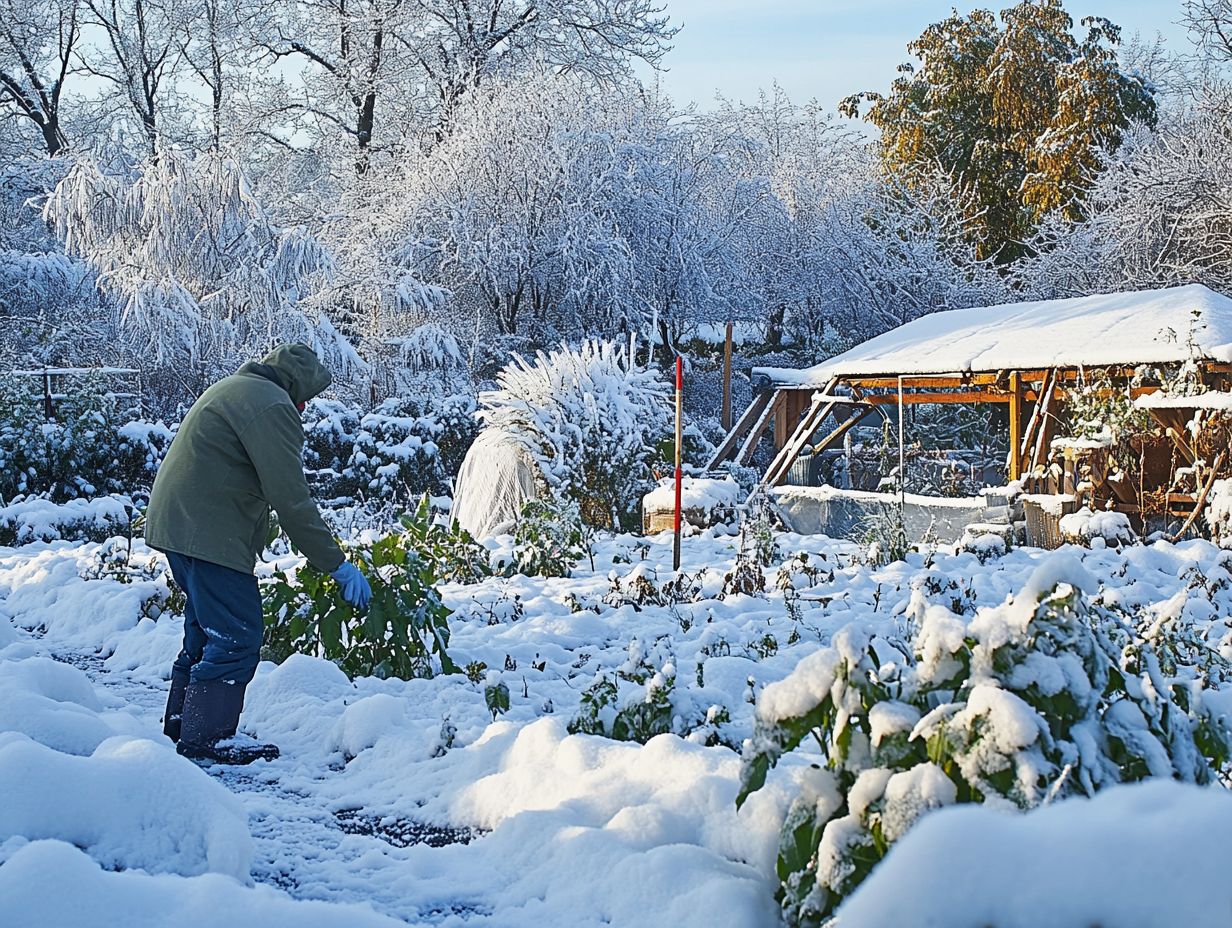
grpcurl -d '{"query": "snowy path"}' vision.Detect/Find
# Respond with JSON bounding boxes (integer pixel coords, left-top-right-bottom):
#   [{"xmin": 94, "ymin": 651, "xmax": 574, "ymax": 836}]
[{"xmin": 55, "ymin": 650, "xmax": 485, "ymax": 925}]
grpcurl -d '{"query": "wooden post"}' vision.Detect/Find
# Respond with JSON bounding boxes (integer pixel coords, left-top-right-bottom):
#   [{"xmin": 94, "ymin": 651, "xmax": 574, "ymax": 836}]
[
  {"xmin": 722, "ymin": 321, "xmax": 733, "ymax": 430},
  {"xmin": 1008, "ymin": 371, "xmax": 1023, "ymax": 481},
  {"xmin": 673, "ymin": 356, "xmax": 684, "ymax": 572},
  {"xmin": 42, "ymin": 369, "xmax": 54, "ymax": 420}
]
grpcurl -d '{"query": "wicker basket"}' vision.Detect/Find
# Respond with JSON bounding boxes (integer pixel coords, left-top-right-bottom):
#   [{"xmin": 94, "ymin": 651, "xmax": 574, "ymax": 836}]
[{"xmin": 1022, "ymin": 495, "xmax": 1078, "ymax": 550}]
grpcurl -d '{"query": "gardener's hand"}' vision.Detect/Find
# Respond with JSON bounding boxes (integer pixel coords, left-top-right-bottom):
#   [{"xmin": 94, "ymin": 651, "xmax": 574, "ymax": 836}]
[{"xmin": 329, "ymin": 560, "xmax": 372, "ymax": 610}]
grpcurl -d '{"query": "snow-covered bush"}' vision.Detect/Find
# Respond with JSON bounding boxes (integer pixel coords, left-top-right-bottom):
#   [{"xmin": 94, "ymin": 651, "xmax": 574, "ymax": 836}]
[
  {"xmin": 480, "ymin": 340, "xmax": 672, "ymax": 530},
  {"xmin": 511, "ymin": 497, "xmax": 592, "ymax": 578},
  {"xmin": 568, "ymin": 636, "xmax": 735, "ymax": 747},
  {"xmin": 0, "ymin": 496, "xmax": 134, "ymax": 547},
  {"xmin": 0, "ymin": 376, "xmax": 173, "ymax": 505},
  {"xmin": 302, "ymin": 394, "xmax": 478, "ymax": 504},
  {"xmin": 737, "ymin": 557, "xmax": 1232, "ymax": 926},
  {"xmin": 1059, "ymin": 507, "xmax": 1137, "ymax": 548}
]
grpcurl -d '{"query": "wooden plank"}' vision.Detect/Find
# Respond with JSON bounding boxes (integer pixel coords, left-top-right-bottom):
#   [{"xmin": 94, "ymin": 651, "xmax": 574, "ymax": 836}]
[
  {"xmin": 776, "ymin": 389, "xmax": 811, "ymax": 448},
  {"xmin": 705, "ymin": 389, "xmax": 771, "ymax": 470},
  {"xmin": 766, "ymin": 406, "xmax": 878, "ymax": 486},
  {"xmin": 735, "ymin": 389, "xmax": 785, "ymax": 466},
  {"xmin": 1008, "ymin": 371, "xmax": 1023, "ymax": 481},
  {"xmin": 763, "ymin": 395, "xmax": 841, "ymax": 487}
]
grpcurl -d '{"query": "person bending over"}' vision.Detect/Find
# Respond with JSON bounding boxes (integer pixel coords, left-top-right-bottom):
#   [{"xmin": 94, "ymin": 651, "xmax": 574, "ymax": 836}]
[{"xmin": 145, "ymin": 344, "xmax": 371, "ymax": 765}]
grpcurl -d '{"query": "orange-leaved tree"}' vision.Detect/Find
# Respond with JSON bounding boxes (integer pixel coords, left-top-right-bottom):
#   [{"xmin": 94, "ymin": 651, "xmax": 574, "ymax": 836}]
[{"xmin": 840, "ymin": 0, "xmax": 1155, "ymax": 263}]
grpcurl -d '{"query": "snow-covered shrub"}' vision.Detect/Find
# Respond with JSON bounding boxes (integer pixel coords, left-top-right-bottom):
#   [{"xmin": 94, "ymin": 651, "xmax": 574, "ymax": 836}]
[
  {"xmin": 737, "ymin": 557, "xmax": 1232, "ymax": 926},
  {"xmin": 0, "ymin": 496, "xmax": 133, "ymax": 547},
  {"xmin": 0, "ymin": 375, "xmax": 173, "ymax": 505},
  {"xmin": 302, "ymin": 395, "xmax": 478, "ymax": 504},
  {"xmin": 568, "ymin": 636, "xmax": 734, "ymax": 746},
  {"xmin": 1207, "ymin": 479, "xmax": 1232, "ymax": 548},
  {"xmin": 480, "ymin": 340, "xmax": 672, "ymax": 530},
  {"xmin": 1059, "ymin": 507, "xmax": 1137, "ymax": 548},
  {"xmin": 511, "ymin": 497, "xmax": 592, "ymax": 578}
]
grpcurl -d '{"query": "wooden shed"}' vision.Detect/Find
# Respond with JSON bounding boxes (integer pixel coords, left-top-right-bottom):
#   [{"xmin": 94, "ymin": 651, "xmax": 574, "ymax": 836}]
[{"xmin": 708, "ymin": 284, "xmax": 1232, "ymax": 525}]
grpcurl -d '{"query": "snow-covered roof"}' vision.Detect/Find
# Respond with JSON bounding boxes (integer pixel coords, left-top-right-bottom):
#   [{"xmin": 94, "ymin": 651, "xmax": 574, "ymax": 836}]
[{"xmin": 757, "ymin": 285, "xmax": 1232, "ymax": 386}]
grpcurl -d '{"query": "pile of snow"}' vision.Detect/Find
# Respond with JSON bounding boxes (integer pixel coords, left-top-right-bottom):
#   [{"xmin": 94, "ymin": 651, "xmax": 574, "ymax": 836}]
[
  {"xmin": 643, "ymin": 476, "xmax": 740, "ymax": 515},
  {"xmin": 0, "ymin": 734, "xmax": 252, "ymax": 878},
  {"xmin": 0, "ymin": 841, "xmax": 404, "ymax": 928},
  {"xmin": 835, "ymin": 780, "xmax": 1232, "ymax": 927},
  {"xmin": 1136, "ymin": 389, "xmax": 1232, "ymax": 410},
  {"xmin": 0, "ymin": 656, "xmax": 115, "ymax": 755}
]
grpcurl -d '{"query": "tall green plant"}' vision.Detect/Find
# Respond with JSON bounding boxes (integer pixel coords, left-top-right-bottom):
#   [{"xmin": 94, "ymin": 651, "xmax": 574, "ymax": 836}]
[{"xmin": 264, "ymin": 533, "xmax": 458, "ymax": 680}]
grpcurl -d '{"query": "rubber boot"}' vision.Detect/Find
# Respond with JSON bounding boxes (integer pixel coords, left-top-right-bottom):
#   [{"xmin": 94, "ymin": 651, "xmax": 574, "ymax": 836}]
[
  {"xmin": 162, "ymin": 667, "xmax": 191, "ymax": 743},
  {"xmin": 177, "ymin": 680, "xmax": 280, "ymax": 765}
]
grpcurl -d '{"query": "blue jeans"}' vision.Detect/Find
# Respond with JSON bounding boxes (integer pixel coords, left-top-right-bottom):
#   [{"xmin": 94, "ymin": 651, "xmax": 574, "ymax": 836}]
[{"xmin": 166, "ymin": 551, "xmax": 265, "ymax": 685}]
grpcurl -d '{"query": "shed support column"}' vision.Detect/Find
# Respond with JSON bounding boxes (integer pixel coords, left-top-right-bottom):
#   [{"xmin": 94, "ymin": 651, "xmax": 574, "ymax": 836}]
[{"xmin": 1008, "ymin": 371, "xmax": 1023, "ymax": 481}]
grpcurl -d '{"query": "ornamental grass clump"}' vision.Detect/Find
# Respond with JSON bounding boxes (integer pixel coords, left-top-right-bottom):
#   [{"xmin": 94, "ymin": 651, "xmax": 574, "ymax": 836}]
[
  {"xmin": 737, "ymin": 555, "xmax": 1232, "ymax": 927},
  {"xmin": 479, "ymin": 339, "xmax": 671, "ymax": 531}
]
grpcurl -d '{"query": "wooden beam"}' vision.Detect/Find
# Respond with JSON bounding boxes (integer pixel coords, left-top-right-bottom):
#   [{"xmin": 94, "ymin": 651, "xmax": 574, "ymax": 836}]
[
  {"xmin": 736, "ymin": 389, "xmax": 785, "ymax": 466},
  {"xmin": 861, "ymin": 389, "xmax": 1013, "ymax": 406},
  {"xmin": 1028, "ymin": 369, "xmax": 1060, "ymax": 475},
  {"xmin": 705, "ymin": 389, "xmax": 771, "ymax": 470},
  {"xmin": 763, "ymin": 395, "xmax": 842, "ymax": 487},
  {"xmin": 841, "ymin": 366, "xmax": 1145, "ymax": 391},
  {"xmin": 764, "ymin": 406, "xmax": 877, "ymax": 487},
  {"xmin": 1008, "ymin": 371, "xmax": 1023, "ymax": 481}
]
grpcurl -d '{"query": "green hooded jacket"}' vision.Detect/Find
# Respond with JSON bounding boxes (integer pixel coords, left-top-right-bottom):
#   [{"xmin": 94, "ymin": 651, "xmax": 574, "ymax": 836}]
[{"xmin": 145, "ymin": 344, "xmax": 345, "ymax": 575}]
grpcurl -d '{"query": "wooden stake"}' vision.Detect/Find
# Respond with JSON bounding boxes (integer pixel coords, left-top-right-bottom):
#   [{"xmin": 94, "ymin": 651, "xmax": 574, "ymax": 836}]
[
  {"xmin": 722, "ymin": 321, "xmax": 733, "ymax": 431},
  {"xmin": 673, "ymin": 356, "xmax": 684, "ymax": 572}
]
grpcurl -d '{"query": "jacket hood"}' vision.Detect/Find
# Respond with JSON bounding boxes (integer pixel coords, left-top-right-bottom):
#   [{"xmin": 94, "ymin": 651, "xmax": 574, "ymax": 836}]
[{"xmin": 254, "ymin": 344, "xmax": 333, "ymax": 405}]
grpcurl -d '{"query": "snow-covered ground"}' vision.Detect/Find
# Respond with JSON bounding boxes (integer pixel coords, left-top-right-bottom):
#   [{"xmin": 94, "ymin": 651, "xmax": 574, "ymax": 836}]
[{"xmin": 2, "ymin": 526, "xmax": 1232, "ymax": 926}]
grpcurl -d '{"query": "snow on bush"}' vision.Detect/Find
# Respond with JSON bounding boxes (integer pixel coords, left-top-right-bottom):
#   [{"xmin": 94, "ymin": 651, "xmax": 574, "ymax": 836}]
[
  {"xmin": 737, "ymin": 555, "xmax": 1232, "ymax": 926},
  {"xmin": 479, "ymin": 339, "xmax": 672, "ymax": 530},
  {"xmin": 0, "ymin": 375, "xmax": 173, "ymax": 506},
  {"xmin": 833, "ymin": 780, "xmax": 1232, "ymax": 927},
  {"xmin": 1207, "ymin": 479, "xmax": 1232, "ymax": 548},
  {"xmin": 302, "ymin": 394, "xmax": 478, "ymax": 504},
  {"xmin": 0, "ymin": 734, "xmax": 251, "ymax": 878},
  {"xmin": 0, "ymin": 495, "xmax": 133, "ymax": 546},
  {"xmin": 1058, "ymin": 506, "xmax": 1137, "ymax": 548}
]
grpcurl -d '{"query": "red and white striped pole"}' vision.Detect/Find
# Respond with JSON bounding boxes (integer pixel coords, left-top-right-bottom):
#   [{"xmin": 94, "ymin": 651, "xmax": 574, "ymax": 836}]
[{"xmin": 673, "ymin": 355, "xmax": 684, "ymax": 572}]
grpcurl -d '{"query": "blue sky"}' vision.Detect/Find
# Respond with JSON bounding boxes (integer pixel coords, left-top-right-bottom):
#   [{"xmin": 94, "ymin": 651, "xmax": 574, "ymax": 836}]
[{"xmin": 648, "ymin": 0, "xmax": 1194, "ymax": 110}]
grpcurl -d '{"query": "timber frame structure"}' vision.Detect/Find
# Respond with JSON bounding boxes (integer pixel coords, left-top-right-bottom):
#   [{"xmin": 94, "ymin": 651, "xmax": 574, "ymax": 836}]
[{"xmin": 707, "ymin": 285, "xmax": 1232, "ymax": 522}]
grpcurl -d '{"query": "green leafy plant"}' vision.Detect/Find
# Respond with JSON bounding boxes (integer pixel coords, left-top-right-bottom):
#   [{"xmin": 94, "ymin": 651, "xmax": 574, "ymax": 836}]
[
  {"xmin": 398, "ymin": 494, "xmax": 492, "ymax": 584},
  {"xmin": 511, "ymin": 496, "xmax": 592, "ymax": 578},
  {"xmin": 484, "ymin": 681, "xmax": 511, "ymax": 720},
  {"xmin": 737, "ymin": 559, "xmax": 1232, "ymax": 926},
  {"xmin": 263, "ymin": 533, "xmax": 458, "ymax": 680}
]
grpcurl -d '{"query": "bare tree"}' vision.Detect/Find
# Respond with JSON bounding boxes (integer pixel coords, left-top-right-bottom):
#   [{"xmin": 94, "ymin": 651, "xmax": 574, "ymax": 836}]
[
  {"xmin": 81, "ymin": 0, "xmax": 183, "ymax": 156},
  {"xmin": 400, "ymin": 0, "xmax": 677, "ymax": 132},
  {"xmin": 259, "ymin": 0, "xmax": 676, "ymax": 174},
  {"xmin": 1185, "ymin": 0, "xmax": 1232, "ymax": 60},
  {"xmin": 0, "ymin": 0, "xmax": 81, "ymax": 156}
]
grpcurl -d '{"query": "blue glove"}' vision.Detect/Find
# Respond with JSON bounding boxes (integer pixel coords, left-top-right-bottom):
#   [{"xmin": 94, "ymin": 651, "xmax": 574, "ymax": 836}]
[{"xmin": 330, "ymin": 560, "xmax": 372, "ymax": 610}]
